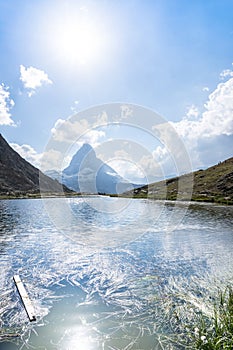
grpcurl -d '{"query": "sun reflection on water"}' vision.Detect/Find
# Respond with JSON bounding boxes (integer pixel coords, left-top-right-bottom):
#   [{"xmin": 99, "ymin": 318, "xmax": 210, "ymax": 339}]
[{"xmin": 61, "ymin": 325, "xmax": 98, "ymax": 350}]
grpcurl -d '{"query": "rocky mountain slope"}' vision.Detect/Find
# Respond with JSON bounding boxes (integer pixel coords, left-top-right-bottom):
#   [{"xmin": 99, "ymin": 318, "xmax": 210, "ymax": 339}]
[
  {"xmin": 0, "ymin": 134, "xmax": 71, "ymax": 197},
  {"xmin": 60, "ymin": 143, "xmax": 138, "ymax": 194},
  {"xmin": 123, "ymin": 157, "xmax": 233, "ymax": 205}
]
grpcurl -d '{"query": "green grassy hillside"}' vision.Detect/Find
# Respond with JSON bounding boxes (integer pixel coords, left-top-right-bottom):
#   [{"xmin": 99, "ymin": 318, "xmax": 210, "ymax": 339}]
[{"xmin": 123, "ymin": 157, "xmax": 233, "ymax": 205}]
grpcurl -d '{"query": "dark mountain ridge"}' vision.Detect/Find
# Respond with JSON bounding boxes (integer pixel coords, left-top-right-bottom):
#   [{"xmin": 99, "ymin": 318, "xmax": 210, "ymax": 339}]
[{"xmin": 0, "ymin": 134, "xmax": 70, "ymax": 197}]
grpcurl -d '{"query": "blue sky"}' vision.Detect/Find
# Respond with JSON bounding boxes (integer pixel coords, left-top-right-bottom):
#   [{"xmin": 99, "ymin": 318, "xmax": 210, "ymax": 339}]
[{"xmin": 0, "ymin": 0, "xmax": 233, "ymax": 181}]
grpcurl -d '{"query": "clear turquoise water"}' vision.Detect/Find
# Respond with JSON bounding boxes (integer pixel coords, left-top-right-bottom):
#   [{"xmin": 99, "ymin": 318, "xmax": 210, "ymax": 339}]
[{"xmin": 0, "ymin": 197, "xmax": 233, "ymax": 349}]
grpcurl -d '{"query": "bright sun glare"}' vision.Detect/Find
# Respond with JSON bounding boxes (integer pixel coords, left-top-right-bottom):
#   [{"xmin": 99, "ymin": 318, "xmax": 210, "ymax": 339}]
[
  {"xmin": 60, "ymin": 22, "xmax": 102, "ymax": 64},
  {"xmin": 48, "ymin": 9, "xmax": 105, "ymax": 65}
]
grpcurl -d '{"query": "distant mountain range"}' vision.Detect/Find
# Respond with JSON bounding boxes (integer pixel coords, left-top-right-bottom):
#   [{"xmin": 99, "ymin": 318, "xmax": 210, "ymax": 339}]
[
  {"xmin": 123, "ymin": 157, "xmax": 233, "ymax": 205},
  {"xmin": 0, "ymin": 134, "xmax": 71, "ymax": 197},
  {"xmin": 1, "ymin": 132, "xmax": 232, "ymax": 203},
  {"xmin": 47, "ymin": 143, "xmax": 142, "ymax": 194}
]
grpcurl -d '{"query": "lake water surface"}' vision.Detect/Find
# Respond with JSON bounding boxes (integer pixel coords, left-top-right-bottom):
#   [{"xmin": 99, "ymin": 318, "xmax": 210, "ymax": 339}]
[{"xmin": 0, "ymin": 197, "xmax": 233, "ymax": 349}]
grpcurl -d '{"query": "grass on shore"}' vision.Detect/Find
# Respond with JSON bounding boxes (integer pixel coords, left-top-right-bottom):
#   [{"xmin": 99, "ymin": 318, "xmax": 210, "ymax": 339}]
[
  {"xmin": 166, "ymin": 286, "xmax": 233, "ymax": 349},
  {"xmin": 190, "ymin": 287, "xmax": 233, "ymax": 349}
]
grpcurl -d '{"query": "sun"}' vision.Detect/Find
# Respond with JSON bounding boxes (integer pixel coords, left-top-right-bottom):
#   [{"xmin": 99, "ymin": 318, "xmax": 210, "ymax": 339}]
[
  {"xmin": 59, "ymin": 21, "xmax": 103, "ymax": 64},
  {"xmin": 47, "ymin": 10, "xmax": 105, "ymax": 65}
]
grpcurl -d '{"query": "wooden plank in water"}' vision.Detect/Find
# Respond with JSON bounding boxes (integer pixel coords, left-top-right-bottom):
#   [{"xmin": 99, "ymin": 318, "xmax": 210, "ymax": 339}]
[{"xmin": 13, "ymin": 275, "xmax": 36, "ymax": 322}]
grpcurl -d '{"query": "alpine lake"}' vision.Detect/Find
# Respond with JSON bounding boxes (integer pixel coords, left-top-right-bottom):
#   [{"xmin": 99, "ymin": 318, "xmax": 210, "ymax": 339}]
[{"xmin": 0, "ymin": 196, "xmax": 232, "ymax": 349}]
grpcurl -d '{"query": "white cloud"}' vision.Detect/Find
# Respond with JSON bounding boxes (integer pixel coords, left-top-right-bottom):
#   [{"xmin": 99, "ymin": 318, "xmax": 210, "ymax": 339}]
[
  {"xmin": 96, "ymin": 141, "xmax": 159, "ymax": 183},
  {"xmin": 108, "ymin": 159, "xmax": 145, "ymax": 182},
  {"xmin": 51, "ymin": 119, "xmax": 86, "ymax": 143},
  {"xmin": 10, "ymin": 143, "xmax": 42, "ymax": 168},
  {"xmin": 78, "ymin": 130, "xmax": 105, "ymax": 146},
  {"xmin": 202, "ymin": 86, "xmax": 209, "ymax": 92},
  {"xmin": 51, "ymin": 118, "xmax": 90, "ymax": 142},
  {"xmin": 108, "ymin": 148, "xmax": 146, "ymax": 182},
  {"xmin": 0, "ymin": 84, "xmax": 15, "ymax": 126},
  {"xmin": 152, "ymin": 145, "xmax": 168, "ymax": 161},
  {"xmin": 10, "ymin": 143, "xmax": 69, "ymax": 172},
  {"xmin": 171, "ymin": 74, "xmax": 233, "ymax": 168},
  {"xmin": 104, "ymin": 146, "xmax": 163, "ymax": 182},
  {"xmin": 139, "ymin": 154, "xmax": 164, "ymax": 181},
  {"xmin": 219, "ymin": 68, "xmax": 233, "ymax": 80},
  {"xmin": 174, "ymin": 77, "xmax": 233, "ymax": 139},
  {"xmin": 42, "ymin": 117, "xmax": 106, "ymax": 171},
  {"xmin": 40, "ymin": 148, "xmax": 67, "ymax": 171},
  {"xmin": 152, "ymin": 145, "xmax": 184, "ymax": 179},
  {"xmin": 201, "ymin": 78, "xmax": 233, "ymax": 136},
  {"xmin": 51, "ymin": 117, "xmax": 105, "ymax": 146},
  {"xmin": 20, "ymin": 65, "xmax": 53, "ymax": 97},
  {"xmin": 186, "ymin": 105, "xmax": 199, "ymax": 120}
]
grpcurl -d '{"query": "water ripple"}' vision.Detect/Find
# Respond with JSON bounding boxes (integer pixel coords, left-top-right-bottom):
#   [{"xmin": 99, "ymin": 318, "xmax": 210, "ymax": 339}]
[{"xmin": 0, "ymin": 198, "xmax": 232, "ymax": 349}]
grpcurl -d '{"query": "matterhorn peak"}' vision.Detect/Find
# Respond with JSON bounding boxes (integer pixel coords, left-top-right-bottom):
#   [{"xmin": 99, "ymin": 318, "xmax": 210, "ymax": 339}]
[
  {"xmin": 63, "ymin": 143, "xmax": 96, "ymax": 176},
  {"xmin": 61, "ymin": 143, "xmax": 136, "ymax": 194}
]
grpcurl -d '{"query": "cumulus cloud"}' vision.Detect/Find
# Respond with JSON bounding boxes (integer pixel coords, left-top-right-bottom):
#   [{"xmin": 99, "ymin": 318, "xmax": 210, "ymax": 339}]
[
  {"xmin": 171, "ymin": 72, "xmax": 233, "ymax": 168},
  {"xmin": 95, "ymin": 140, "xmax": 159, "ymax": 183},
  {"xmin": 20, "ymin": 65, "xmax": 53, "ymax": 97},
  {"xmin": 40, "ymin": 149, "xmax": 67, "ymax": 171},
  {"xmin": 10, "ymin": 143, "xmax": 69, "ymax": 172},
  {"xmin": 51, "ymin": 117, "xmax": 105, "ymax": 146},
  {"xmin": 78, "ymin": 130, "xmax": 105, "ymax": 146},
  {"xmin": 138, "ymin": 154, "xmax": 164, "ymax": 182},
  {"xmin": 102, "ymin": 147, "xmax": 146, "ymax": 183},
  {"xmin": 152, "ymin": 145, "xmax": 168, "ymax": 161},
  {"xmin": 176, "ymin": 77, "xmax": 233, "ymax": 138},
  {"xmin": 51, "ymin": 118, "xmax": 90, "ymax": 142},
  {"xmin": 201, "ymin": 78, "xmax": 233, "ymax": 136},
  {"xmin": 152, "ymin": 145, "xmax": 183, "ymax": 179},
  {"xmin": 41, "ymin": 117, "xmax": 106, "ymax": 172},
  {"xmin": 10, "ymin": 143, "xmax": 42, "ymax": 168},
  {"xmin": 0, "ymin": 84, "xmax": 15, "ymax": 126},
  {"xmin": 186, "ymin": 105, "xmax": 199, "ymax": 120},
  {"xmin": 219, "ymin": 68, "xmax": 233, "ymax": 80},
  {"xmin": 108, "ymin": 159, "xmax": 145, "ymax": 183},
  {"xmin": 42, "ymin": 80, "xmax": 233, "ymax": 180}
]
